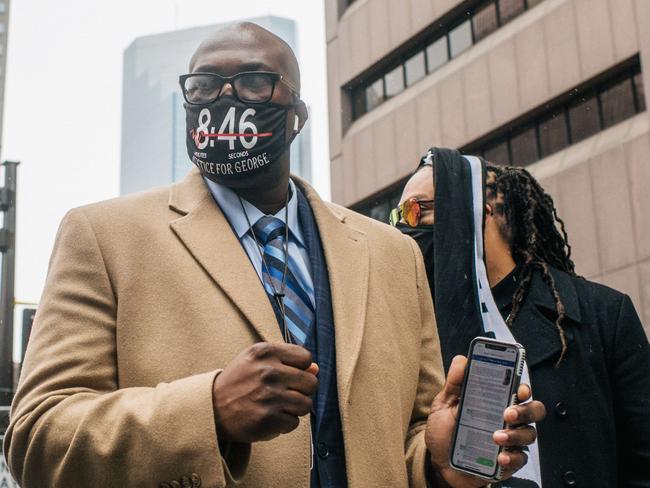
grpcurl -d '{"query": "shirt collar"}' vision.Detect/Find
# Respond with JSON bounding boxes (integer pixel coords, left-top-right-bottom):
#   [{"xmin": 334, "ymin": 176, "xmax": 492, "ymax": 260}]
[
  {"xmin": 489, "ymin": 263, "xmax": 583, "ymax": 324},
  {"xmin": 203, "ymin": 177, "xmax": 306, "ymax": 248},
  {"xmin": 490, "ymin": 264, "xmax": 520, "ymax": 312}
]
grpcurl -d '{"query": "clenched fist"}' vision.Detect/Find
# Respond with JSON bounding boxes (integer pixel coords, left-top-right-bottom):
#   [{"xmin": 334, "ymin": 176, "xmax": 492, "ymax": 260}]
[{"xmin": 212, "ymin": 342, "xmax": 319, "ymax": 444}]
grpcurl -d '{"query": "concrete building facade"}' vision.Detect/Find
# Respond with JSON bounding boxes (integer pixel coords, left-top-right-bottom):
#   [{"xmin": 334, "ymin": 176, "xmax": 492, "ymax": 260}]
[
  {"xmin": 120, "ymin": 16, "xmax": 312, "ymax": 195},
  {"xmin": 326, "ymin": 0, "xmax": 650, "ymax": 330}
]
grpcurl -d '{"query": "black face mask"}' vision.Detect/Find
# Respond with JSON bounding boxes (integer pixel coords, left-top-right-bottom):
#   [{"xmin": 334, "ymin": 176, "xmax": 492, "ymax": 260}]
[
  {"xmin": 396, "ymin": 223, "xmax": 435, "ymax": 299},
  {"xmin": 185, "ymin": 95, "xmax": 294, "ymax": 185}
]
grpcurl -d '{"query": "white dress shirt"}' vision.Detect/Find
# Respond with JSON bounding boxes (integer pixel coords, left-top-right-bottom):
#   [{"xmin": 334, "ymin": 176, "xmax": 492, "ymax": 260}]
[{"xmin": 204, "ymin": 177, "xmax": 315, "ymax": 308}]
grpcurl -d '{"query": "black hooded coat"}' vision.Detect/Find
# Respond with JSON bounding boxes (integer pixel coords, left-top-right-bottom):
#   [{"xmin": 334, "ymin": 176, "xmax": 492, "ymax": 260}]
[{"xmin": 419, "ymin": 147, "xmax": 650, "ymax": 488}]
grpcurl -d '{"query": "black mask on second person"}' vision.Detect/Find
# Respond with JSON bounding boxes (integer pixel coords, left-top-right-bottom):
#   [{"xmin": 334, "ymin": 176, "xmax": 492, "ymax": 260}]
[{"xmin": 396, "ymin": 223, "xmax": 435, "ymax": 299}]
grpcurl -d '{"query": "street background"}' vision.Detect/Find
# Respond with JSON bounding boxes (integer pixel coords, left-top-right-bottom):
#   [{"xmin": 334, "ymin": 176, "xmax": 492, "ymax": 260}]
[{"xmin": 1, "ymin": 2, "xmax": 330, "ymax": 363}]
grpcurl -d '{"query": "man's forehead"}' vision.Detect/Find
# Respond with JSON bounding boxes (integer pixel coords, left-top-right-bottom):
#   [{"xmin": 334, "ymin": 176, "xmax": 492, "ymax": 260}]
[
  {"xmin": 189, "ymin": 27, "xmax": 298, "ymax": 84},
  {"xmin": 409, "ymin": 165, "xmax": 434, "ymax": 188},
  {"xmin": 401, "ymin": 166, "xmax": 434, "ymax": 202},
  {"xmin": 191, "ymin": 46, "xmax": 281, "ymax": 73}
]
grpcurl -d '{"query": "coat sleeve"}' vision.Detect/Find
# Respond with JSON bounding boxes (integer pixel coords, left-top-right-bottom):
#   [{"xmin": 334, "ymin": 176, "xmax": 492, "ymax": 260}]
[
  {"xmin": 2, "ymin": 208, "xmax": 250, "ymax": 487},
  {"xmin": 610, "ymin": 294, "xmax": 650, "ymax": 487},
  {"xmin": 403, "ymin": 236, "xmax": 446, "ymax": 487}
]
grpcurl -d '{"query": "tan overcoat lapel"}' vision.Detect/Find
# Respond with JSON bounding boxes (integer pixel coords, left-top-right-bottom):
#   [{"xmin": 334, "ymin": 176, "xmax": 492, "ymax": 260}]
[
  {"xmin": 168, "ymin": 169, "xmax": 283, "ymax": 344},
  {"xmin": 168, "ymin": 170, "xmax": 371, "ymax": 404},
  {"xmin": 295, "ymin": 179, "xmax": 370, "ymax": 408}
]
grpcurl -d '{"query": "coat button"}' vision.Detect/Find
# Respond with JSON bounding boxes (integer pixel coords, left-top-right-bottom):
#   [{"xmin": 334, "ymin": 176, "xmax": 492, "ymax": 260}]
[
  {"xmin": 563, "ymin": 470, "xmax": 577, "ymax": 486},
  {"xmin": 190, "ymin": 473, "xmax": 202, "ymax": 487},
  {"xmin": 555, "ymin": 401, "xmax": 568, "ymax": 418},
  {"xmin": 316, "ymin": 442, "xmax": 329, "ymax": 459},
  {"xmin": 181, "ymin": 476, "xmax": 191, "ymax": 487}
]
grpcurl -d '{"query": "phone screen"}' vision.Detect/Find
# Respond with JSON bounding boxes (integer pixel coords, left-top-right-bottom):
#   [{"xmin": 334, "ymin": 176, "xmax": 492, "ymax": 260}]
[{"xmin": 451, "ymin": 340, "xmax": 520, "ymax": 477}]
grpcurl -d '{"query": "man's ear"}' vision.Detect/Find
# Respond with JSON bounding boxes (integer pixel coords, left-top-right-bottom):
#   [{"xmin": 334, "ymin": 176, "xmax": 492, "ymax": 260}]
[
  {"xmin": 293, "ymin": 100, "xmax": 308, "ymax": 133},
  {"xmin": 485, "ymin": 203, "xmax": 494, "ymax": 222}
]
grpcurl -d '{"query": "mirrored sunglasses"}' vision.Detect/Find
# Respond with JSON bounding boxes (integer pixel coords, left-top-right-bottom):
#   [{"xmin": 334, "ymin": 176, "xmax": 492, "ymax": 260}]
[{"xmin": 389, "ymin": 198, "xmax": 434, "ymax": 227}]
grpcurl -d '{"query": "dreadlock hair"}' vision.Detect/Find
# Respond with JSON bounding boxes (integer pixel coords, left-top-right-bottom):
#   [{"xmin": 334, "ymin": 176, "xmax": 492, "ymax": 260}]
[{"xmin": 485, "ymin": 164, "xmax": 579, "ymax": 366}]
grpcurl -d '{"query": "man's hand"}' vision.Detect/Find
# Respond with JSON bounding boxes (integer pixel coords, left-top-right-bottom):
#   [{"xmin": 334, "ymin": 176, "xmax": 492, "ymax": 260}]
[
  {"xmin": 212, "ymin": 342, "xmax": 319, "ymax": 444},
  {"xmin": 425, "ymin": 355, "xmax": 546, "ymax": 487}
]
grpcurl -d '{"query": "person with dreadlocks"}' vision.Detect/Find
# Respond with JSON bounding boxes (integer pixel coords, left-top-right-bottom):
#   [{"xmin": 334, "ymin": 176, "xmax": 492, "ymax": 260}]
[{"xmin": 392, "ymin": 147, "xmax": 650, "ymax": 488}]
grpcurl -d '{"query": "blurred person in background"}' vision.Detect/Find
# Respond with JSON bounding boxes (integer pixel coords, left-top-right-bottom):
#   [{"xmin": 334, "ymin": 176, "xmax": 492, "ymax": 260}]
[{"xmin": 393, "ymin": 146, "xmax": 650, "ymax": 488}]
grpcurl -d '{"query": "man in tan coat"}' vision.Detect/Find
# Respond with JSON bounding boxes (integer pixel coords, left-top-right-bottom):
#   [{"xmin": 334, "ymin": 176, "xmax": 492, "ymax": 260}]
[{"xmin": 3, "ymin": 23, "xmax": 543, "ymax": 488}]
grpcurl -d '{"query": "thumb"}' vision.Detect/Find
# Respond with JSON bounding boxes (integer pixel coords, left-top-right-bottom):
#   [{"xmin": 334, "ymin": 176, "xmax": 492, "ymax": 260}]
[
  {"xmin": 306, "ymin": 362, "xmax": 319, "ymax": 376},
  {"xmin": 437, "ymin": 355, "xmax": 468, "ymax": 404}
]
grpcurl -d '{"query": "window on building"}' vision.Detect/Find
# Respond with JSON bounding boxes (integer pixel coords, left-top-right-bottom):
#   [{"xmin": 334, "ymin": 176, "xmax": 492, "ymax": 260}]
[
  {"xmin": 634, "ymin": 72, "xmax": 646, "ymax": 112},
  {"xmin": 463, "ymin": 57, "xmax": 643, "ymax": 167},
  {"xmin": 568, "ymin": 96, "xmax": 600, "ymax": 143},
  {"xmin": 510, "ymin": 126, "xmax": 538, "ymax": 165},
  {"xmin": 499, "ymin": 0, "xmax": 526, "ymax": 24},
  {"xmin": 352, "ymin": 185, "xmax": 405, "ymax": 223},
  {"xmin": 484, "ymin": 140, "xmax": 510, "ymax": 164},
  {"xmin": 352, "ymin": 87, "xmax": 366, "ymax": 119},
  {"xmin": 538, "ymin": 111, "xmax": 569, "ymax": 158},
  {"xmin": 405, "ymin": 51, "xmax": 426, "ymax": 86},
  {"xmin": 0, "ymin": 3, "xmax": 6, "ymax": 13},
  {"xmin": 345, "ymin": 0, "xmax": 546, "ymax": 121},
  {"xmin": 369, "ymin": 200, "xmax": 392, "ymax": 223},
  {"xmin": 391, "ymin": 193, "xmax": 401, "ymax": 209},
  {"xmin": 426, "ymin": 37, "xmax": 449, "ymax": 73},
  {"xmin": 365, "ymin": 79, "xmax": 384, "ymax": 112},
  {"xmin": 473, "ymin": 2, "xmax": 499, "ymax": 42},
  {"xmin": 384, "ymin": 65, "xmax": 405, "ymax": 98},
  {"xmin": 449, "ymin": 20, "xmax": 473, "ymax": 58},
  {"xmin": 600, "ymin": 77, "xmax": 636, "ymax": 129}
]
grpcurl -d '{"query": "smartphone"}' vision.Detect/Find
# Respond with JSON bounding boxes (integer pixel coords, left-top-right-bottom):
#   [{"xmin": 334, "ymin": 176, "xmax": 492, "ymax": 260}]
[{"xmin": 450, "ymin": 337, "xmax": 526, "ymax": 481}]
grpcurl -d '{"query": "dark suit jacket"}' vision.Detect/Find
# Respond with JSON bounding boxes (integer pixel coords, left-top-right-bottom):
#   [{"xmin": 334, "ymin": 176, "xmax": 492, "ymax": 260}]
[
  {"xmin": 492, "ymin": 267, "xmax": 649, "ymax": 487},
  {"xmin": 266, "ymin": 188, "xmax": 348, "ymax": 488}
]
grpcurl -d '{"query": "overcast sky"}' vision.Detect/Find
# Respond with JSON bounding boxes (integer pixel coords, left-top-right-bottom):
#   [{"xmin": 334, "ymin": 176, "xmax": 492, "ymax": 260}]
[{"xmin": 2, "ymin": 0, "xmax": 329, "ymax": 316}]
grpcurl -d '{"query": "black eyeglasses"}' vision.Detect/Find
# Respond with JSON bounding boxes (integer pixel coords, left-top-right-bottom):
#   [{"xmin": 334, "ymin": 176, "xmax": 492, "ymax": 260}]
[{"xmin": 179, "ymin": 71, "xmax": 299, "ymax": 105}]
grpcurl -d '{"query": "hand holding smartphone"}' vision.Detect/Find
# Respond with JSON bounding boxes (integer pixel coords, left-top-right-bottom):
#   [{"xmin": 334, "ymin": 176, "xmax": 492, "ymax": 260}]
[{"xmin": 450, "ymin": 337, "xmax": 526, "ymax": 481}]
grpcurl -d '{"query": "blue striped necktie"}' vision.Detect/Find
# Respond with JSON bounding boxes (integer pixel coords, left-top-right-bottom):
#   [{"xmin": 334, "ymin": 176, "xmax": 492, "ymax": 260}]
[{"xmin": 252, "ymin": 215, "xmax": 314, "ymax": 345}]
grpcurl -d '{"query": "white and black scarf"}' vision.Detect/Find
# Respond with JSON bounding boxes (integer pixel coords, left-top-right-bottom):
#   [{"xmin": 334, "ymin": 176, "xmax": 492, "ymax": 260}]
[{"xmin": 425, "ymin": 147, "xmax": 542, "ymax": 488}]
